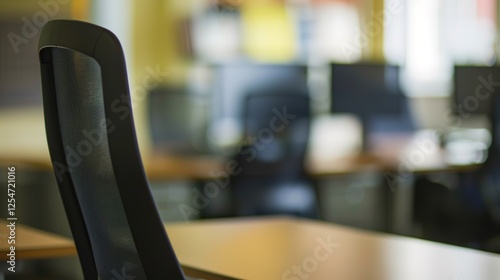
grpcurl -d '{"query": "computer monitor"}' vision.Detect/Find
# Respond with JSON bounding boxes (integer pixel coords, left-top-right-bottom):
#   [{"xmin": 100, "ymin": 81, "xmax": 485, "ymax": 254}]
[
  {"xmin": 331, "ymin": 63, "xmax": 402, "ymax": 116},
  {"xmin": 148, "ymin": 87, "xmax": 210, "ymax": 155},
  {"xmin": 453, "ymin": 65, "xmax": 500, "ymax": 117},
  {"xmin": 330, "ymin": 63, "xmax": 414, "ymax": 148},
  {"xmin": 210, "ymin": 63, "xmax": 308, "ymax": 149}
]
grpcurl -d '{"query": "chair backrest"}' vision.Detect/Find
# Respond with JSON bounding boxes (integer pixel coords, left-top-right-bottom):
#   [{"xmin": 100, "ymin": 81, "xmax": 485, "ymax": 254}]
[
  {"xmin": 235, "ymin": 85, "xmax": 310, "ymax": 177},
  {"xmin": 488, "ymin": 93, "xmax": 500, "ymax": 164},
  {"xmin": 479, "ymin": 88, "xmax": 500, "ymax": 223},
  {"xmin": 38, "ymin": 20, "xmax": 185, "ymax": 279}
]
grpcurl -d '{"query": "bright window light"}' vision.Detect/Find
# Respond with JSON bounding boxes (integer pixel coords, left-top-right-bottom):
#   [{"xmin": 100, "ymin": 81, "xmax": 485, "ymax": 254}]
[
  {"xmin": 310, "ymin": 3, "xmax": 361, "ymax": 63},
  {"xmin": 404, "ymin": 0, "xmax": 452, "ymax": 96}
]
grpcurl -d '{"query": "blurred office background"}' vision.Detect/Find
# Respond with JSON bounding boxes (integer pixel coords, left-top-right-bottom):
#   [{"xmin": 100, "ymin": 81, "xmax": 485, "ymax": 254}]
[{"xmin": 1, "ymin": 0, "xmax": 500, "ymax": 278}]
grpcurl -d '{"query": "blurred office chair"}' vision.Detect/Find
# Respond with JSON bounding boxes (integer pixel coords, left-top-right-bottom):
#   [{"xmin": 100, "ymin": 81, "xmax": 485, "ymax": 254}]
[
  {"xmin": 230, "ymin": 85, "xmax": 319, "ymax": 218},
  {"xmin": 38, "ymin": 20, "xmax": 187, "ymax": 279},
  {"xmin": 478, "ymin": 92, "xmax": 500, "ymax": 247},
  {"xmin": 330, "ymin": 63, "xmax": 415, "ymax": 150},
  {"xmin": 412, "ymin": 86, "xmax": 500, "ymax": 251}
]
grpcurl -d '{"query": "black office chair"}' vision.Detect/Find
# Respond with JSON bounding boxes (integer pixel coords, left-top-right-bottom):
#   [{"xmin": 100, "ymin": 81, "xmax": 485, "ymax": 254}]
[
  {"xmin": 38, "ymin": 20, "xmax": 187, "ymax": 279},
  {"xmin": 412, "ymin": 88, "xmax": 500, "ymax": 251},
  {"xmin": 478, "ymin": 92, "xmax": 500, "ymax": 246},
  {"xmin": 230, "ymin": 85, "xmax": 319, "ymax": 218}
]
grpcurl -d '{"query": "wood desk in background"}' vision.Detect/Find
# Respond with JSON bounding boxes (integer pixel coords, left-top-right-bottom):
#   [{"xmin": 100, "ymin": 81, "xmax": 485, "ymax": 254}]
[
  {"xmin": 0, "ymin": 132, "xmax": 481, "ymax": 181},
  {"xmin": 143, "ymin": 151, "xmax": 480, "ymax": 181},
  {"xmin": 144, "ymin": 132, "xmax": 481, "ymax": 180},
  {"xmin": 0, "ymin": 151, "xmax": 480, "ymax": 182}
]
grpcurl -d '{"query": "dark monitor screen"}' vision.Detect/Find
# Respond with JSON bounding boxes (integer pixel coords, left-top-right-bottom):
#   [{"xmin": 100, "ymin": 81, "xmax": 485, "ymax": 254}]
[
  {"xmin": 331, "ymin": 63, "xmax": 402, "ymax": 118},
  {"xmin": 212, "ymin": 63, "xmax": 308, "ymax": 124},
  {"xmin": 209, "ymin": 63, "xmax": 308, "ymax": 149},
  {"xmin": 453, "ymin": 66, "xmax": 500, "ymax": 116},
  {"xmin": 148, "ymin": 87, "xmax": 210, "ymax": 154},
  {"xmin": 331, "ymin": 63, "xmax": 415, "ymax": 137}
]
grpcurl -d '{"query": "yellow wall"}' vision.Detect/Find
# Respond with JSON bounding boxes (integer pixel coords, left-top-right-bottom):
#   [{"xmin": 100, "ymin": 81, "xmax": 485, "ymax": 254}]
[{"xmin": 131, "ymin": 0, "xmax": 193, "ymax": 156}]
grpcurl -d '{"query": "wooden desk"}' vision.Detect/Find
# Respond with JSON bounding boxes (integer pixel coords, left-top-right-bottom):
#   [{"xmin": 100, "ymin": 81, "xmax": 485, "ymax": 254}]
[
  {"xmin": 0, "ymin": 220, "xmax": 76, "ymax": 261},
  {"xmin": 144, "ymin": 132, "xmax": 480, "ymax": 180},
  {"xmin": 0, "ymin": 134, "xmax": 481, "ymax": 181},
  {"xmin": 166, "ymin": 217, "xmax": 500, "ymax": 280},
  {"xmin": 143, "ymin": 155, "xmax": 225, "ymax": 180},
  {"xmin": 142, "ymin": 152, "xmax": 479, "ymax": 181},
  {"xmin": 2, "ymin": 218, "xmax": 498, "ymax": 279},
  {"xmin": 0, "ymin": 152, "xmax": 480, "ymax": 181}
]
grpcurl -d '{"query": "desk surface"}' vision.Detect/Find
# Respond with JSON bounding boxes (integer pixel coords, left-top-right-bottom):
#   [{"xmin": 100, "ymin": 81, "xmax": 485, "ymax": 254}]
[
  {"xmin": 144, "ymin": 153, "xmax": 479, "ymax": 181},
  {"xmin": 0, "ymin": 133, "xmax": 481, "ymax": 181},
  {"xmin": 144, "ymin": 132, "xmax": 481, "ymax": 180},
  {"xmin": 0, "ymin": 220, "xmax": 76, "ymax": 261},
  {"xmin": 0, "ymin": 152, "xmax": 480, "ymax": 181},
  {"xmin": 1, "ymin": 218, "xmax": 498, "ymax": 279},
  {"xmin": 166, "ymin": 217, "xmax": 500, "ymax": 280}
]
